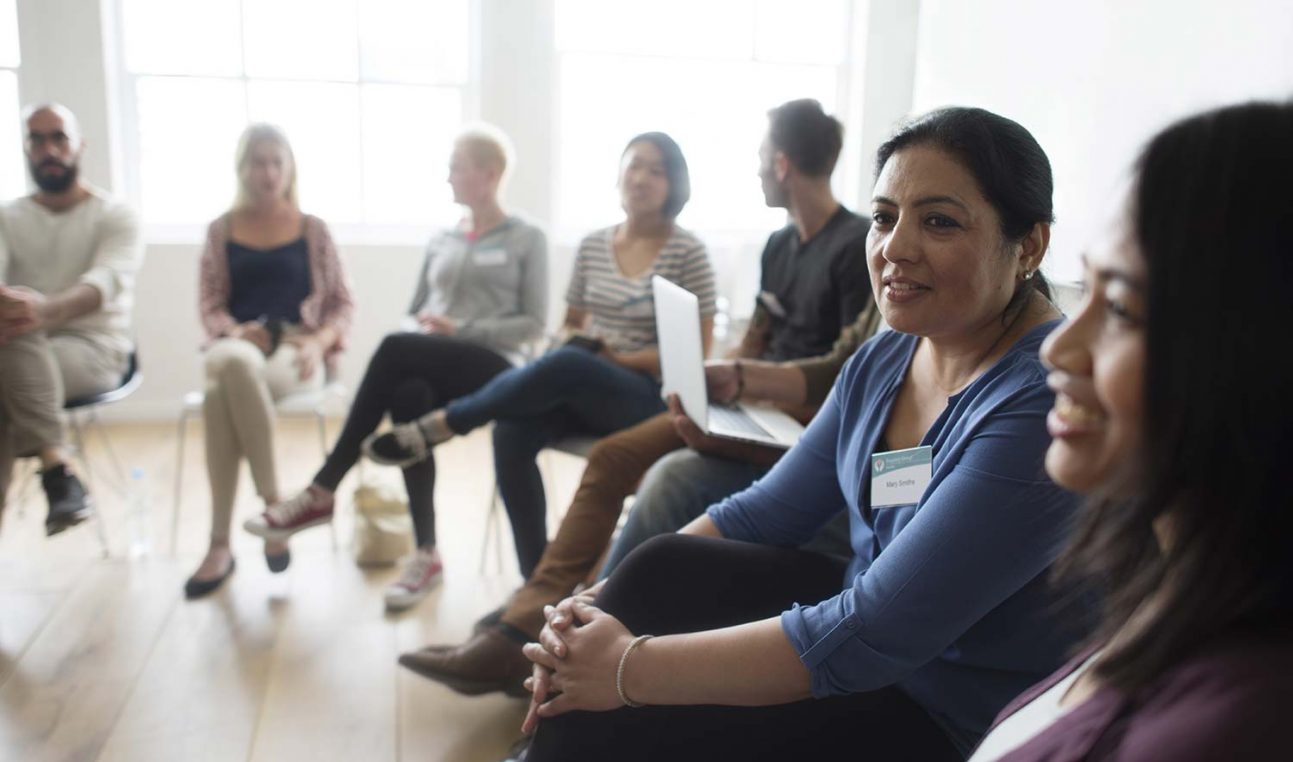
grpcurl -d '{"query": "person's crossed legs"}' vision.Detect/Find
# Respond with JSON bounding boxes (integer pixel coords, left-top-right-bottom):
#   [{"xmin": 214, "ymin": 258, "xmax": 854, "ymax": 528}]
[{"xmin": 0, "ymin": 331, "xmax": 118, "ymax": 535}]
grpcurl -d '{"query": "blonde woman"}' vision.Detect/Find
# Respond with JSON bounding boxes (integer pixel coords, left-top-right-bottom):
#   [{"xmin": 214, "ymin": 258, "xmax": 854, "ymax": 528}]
[
  {"xmin": 243, "ymin": 126, "xmax": 548, "ymax": 611},
  {"xmin": 186, "ymin": 123, "xmax": 354, "ymax": 599}
]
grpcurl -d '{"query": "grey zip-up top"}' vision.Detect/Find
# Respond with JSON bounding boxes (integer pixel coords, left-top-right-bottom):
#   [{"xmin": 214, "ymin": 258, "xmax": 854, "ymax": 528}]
[{"xmin": 406, "ymin": 216, "xmax": 548, "ymax": 357}]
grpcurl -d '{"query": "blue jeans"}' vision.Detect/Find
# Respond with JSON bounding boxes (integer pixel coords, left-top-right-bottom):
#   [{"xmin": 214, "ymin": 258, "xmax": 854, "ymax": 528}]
[
  {"xmin": 445, "ymin": 346, "xmax": 665, "ymax": 577},
  {"xmin": 600, "ymin": 449, "xmax": 769, "ymax": 576},
  {"xmin": 601, "ymin": 448, "xmax": 854, "ymax": 578}
]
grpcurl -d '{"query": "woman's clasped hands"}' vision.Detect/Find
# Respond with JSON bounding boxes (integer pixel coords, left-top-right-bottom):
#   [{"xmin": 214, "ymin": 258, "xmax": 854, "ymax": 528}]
[{"xmin": 520, "ymin": 581, "xmax": 639, "ymax": 735}]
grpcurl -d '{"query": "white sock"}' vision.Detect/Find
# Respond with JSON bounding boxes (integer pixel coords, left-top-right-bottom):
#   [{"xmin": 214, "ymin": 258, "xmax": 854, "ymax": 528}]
[{"xmin": 417, "ymin": 411, "xmax": 453, "ymax": 445}]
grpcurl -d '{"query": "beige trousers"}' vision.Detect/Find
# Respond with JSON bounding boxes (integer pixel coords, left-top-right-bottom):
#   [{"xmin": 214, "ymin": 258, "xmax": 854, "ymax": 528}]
[
  {"xmin": 0, "ymin": 330, "xmax": 127, "ymax": 510},
  {"xmin": 202, "ymin": 337, "xmax": 323, "ymax": 543}
]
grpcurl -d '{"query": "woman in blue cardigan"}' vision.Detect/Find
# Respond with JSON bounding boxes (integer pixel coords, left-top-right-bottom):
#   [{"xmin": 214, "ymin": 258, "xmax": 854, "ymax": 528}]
[{"xmin": 517, "ymin": 107, "xmax": 1087, "ymax": 761}]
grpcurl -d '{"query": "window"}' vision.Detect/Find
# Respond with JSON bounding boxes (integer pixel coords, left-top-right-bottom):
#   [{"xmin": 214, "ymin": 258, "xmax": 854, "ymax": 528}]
[
  {"xmin": 553, "ymin": 0, "xmax": 856, "ymax": 238},
  {"xmin": 0, "ymin": 0, "xmax": 23, "ymax": 201},
  {"xmin": 118, "ymin": 0, "xmax": 472, "ymax": 230}
]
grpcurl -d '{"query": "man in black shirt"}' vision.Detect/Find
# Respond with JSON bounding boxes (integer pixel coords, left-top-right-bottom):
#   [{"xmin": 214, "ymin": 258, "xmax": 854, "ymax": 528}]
[
  {"xmin": 739, "ymin": 99, "xmax": 871, "ymax": 363},
  {"xmin": 751, "ymin": 208, "xmax": 871, "ymax": 359}
]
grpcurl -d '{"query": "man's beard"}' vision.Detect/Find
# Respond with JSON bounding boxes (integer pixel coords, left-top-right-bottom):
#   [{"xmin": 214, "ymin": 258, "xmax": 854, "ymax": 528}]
[{"xmin": 30, "ymin": 159, "xmax": 79, "ymax": 194}]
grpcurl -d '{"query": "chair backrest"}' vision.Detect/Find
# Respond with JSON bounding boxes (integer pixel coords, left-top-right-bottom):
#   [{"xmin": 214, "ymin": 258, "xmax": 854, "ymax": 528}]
[{"xmin": 65, "ymin": 352, "xmax": 143, "ymax": 410}]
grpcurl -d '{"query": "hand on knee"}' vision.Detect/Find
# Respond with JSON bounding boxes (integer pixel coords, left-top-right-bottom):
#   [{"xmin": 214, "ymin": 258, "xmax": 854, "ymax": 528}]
[{"xmin": 205, "ymin": 339, "xmax": 264, "ymax": 379}]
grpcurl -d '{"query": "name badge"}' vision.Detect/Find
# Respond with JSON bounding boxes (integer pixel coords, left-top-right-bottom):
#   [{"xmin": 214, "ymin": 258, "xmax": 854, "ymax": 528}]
[
  {"xmin": 870, "ymin": 445, "xmax": 933, "ymax": 508},
  {"xmin": 758, "ymin": 291, "xmax": 788, "ymax": 319},
  {"xmin": 473, "ymin": 248, "xmax": 508, "ymax": 267}
]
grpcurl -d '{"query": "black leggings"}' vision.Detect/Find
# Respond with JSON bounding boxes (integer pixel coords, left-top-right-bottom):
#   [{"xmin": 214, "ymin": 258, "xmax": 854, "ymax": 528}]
[
  {"xmin": 527, "ymin": 535, "xmax": 963, "ymax": 762},
  {"xmin": 312, "ymin": 332, "xmax": 511, "ymax": 547}
]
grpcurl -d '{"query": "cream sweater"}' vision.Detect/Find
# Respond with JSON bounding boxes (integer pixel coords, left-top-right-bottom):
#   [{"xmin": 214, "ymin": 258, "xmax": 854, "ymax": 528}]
[{"xmin": 0, "ymin": 187, "xmax": 143, "ymax": 353}]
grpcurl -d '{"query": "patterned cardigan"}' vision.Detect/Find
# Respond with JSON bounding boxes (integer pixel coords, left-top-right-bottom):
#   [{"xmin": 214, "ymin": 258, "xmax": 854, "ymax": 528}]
[{"xmin": 198, "ymin": 212, "xmax": 355, "ymax": 372}]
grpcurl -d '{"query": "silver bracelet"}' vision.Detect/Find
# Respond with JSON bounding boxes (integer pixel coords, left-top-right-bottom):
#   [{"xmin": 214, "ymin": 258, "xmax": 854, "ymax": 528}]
[{"xmin": 616, "ymin": 634, "xmax": 653, "ymax": 708}]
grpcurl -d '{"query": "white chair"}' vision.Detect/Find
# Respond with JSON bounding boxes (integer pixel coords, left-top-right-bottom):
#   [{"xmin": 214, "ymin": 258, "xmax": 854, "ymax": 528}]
[
  {"xmin": 169, "ymin": 379, "xmax": 348, "ymax": 554},
  {"xmin": 479, "ymin": 434, "xmax": 600, "ymax": 575}
]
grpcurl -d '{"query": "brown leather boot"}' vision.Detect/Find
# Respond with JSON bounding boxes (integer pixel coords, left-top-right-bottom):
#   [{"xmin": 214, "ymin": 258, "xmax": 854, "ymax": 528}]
[{"xmin": 398, "ymin": 628, "xmax": 531, "ymax": 698}]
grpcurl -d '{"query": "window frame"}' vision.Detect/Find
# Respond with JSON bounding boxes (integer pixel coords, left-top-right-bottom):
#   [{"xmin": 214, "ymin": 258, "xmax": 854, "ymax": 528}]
[
  {"xmin": 0, "ymin": 0, "xmax": 24, "ymax": 202},
  {"xmin": 109, "ymin": 0, "xmax": 483, "ymax": 245},
  {"xmin": 548, "ymin": 0, "xmax": 866, "ymax": 244}
]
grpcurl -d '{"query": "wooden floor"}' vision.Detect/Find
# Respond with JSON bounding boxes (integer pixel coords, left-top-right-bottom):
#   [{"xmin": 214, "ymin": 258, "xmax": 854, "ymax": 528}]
[{"xmin": 0, "ymin": 420, "xmax": 589, "ymax": 762}]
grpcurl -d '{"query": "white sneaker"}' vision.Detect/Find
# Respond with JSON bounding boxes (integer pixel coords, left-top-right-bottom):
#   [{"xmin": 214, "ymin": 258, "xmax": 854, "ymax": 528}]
[
  {"xmin": 385, "ymin": 547, "xmax": 443, "ymax": 611},
  {"xmin": 362, "ymin": 421, "xmax": 432, "ymax": 468}
]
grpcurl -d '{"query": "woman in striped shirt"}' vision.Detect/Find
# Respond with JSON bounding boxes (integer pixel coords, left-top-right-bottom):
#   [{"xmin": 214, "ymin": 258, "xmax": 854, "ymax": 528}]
[{"xmin": 366, "ymin": 132, "xmax": 717, "ymax": 580}]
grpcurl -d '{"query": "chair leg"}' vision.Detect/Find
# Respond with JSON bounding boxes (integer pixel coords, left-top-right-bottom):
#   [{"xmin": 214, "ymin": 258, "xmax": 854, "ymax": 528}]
[
  {"xmin": 70, "ymin": 415, "xmax": 110, "ymax": 558},
  {"xmin": 12, "ymin": 460, "xmax": 36, "ymax": 520},
  {"xmin": 493, "ymin": 498, "xmax": 505, "ymax": 575},
  {"xmin": 315, "ymin": 410, "xmax": 338, "ymax": 551},
  {"xmin": 480, "ymin": 484, "xmax": 500, "ymax": 575},
  {"xmin": 172, "ymin": 408, "xmax": 190, "ymax": 556},
  {"xmin": 70, "ymin": 413, "xmax": 92, "ymax": 482},
  {"xmin": 480, "ymin": 483, "xmax": 504, "ymax": 574},
  {"xmin": 88, "ymin": 410, "xmax": 131, "ymax": 497}
]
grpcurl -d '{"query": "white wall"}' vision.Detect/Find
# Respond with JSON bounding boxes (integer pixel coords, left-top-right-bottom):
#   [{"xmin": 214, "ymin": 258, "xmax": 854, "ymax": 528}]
[
  {"xmin": 911, "ymin": 0, "xmax": 1293, "ymax": 282},
  {"xmin": 15, "ymin": 0, "xmax": 123, "ymax": 192},
  {"xmin": 13, "ymin": 0, "xmax": 1292, "ymax": 419}
]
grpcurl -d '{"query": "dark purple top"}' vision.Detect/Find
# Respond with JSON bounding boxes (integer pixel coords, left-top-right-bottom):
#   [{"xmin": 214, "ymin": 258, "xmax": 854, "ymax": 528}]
[{"xmin": 982, "ymin": 630, "xmax": 1293, "ymax": 761}]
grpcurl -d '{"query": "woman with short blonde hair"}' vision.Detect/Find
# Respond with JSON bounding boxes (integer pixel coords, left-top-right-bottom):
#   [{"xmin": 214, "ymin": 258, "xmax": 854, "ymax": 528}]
[{"xmin": 241, "ymin": 124, "xmax": 549, "ymax": 612}]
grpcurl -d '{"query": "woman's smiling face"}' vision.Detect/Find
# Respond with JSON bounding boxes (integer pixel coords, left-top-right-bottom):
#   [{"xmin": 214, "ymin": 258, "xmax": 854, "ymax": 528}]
[
  {"xmin": 1041, "ymin": 222, "xmax": 1148, "ymax": 495},
  {"xmin": 866, "ymin": 145, "xmax": 1029, "ymax": 341}
]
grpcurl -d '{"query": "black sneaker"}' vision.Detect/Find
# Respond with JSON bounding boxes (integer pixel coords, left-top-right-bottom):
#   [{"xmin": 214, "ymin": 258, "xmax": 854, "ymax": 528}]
[
  {"xmin": 42, "ymin": 464, "xmax": 94, "ymax": 536},
  {"xmin": 361, "ymin": 421, "xmax": 434, "ymax": 467}
]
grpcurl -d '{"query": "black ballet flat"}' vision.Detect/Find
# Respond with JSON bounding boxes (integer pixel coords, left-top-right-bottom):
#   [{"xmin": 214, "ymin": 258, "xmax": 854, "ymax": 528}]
[
  {"xmin": 184, "ymin": 558, "xmax": 236, "ymax": 599},
  {"xmin": 266, "ymin": 548, "xmax": 291, "ymax": 573}
]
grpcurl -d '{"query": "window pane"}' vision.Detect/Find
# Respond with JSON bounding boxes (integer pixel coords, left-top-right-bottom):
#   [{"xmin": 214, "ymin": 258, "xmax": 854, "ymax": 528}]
[
  {"xmin": 0, "ymin": 0, "xmax": 19, "ymax": 68},
  {"xmin": 243, "ymin": 0, "xmax": 358, "ymax": 81},
  {"xmin": 135, "ymin": 77, "xmax": 246, "ymax": 223},
  {"xmin": 248, "ymin": 81, "xmax": 362, "ymax": 223},
  {"xmin": 555, "ymin": 0, "xmax": 753, "ymax": 59},
  {"xmin": 359, "ymin": 0, "xmax": 469, "ymax": 84},
  {"xmin": 361, "ymin": 84, "xmax": 460, "ymax": 226},
  {"xmin": 558, "ymin": 53, "xmax": 837, "ymax": 233},
  {"xmin": 755, "ymin": 0, "xmax": 848, "ymax": 65},
  {"xmin": 0, "ymin": 71, "xmax": 23, "ymax": 200},
  {"xmin": 121, "ymin": 0, "xmax": 242, "ymax": 76}
]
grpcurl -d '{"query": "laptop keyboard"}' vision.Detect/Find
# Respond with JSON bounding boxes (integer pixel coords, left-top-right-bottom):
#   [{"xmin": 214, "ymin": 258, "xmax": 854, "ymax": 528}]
[{"xmin": 709, "ymin": 404, "xmax": 773, "ymax": 440}]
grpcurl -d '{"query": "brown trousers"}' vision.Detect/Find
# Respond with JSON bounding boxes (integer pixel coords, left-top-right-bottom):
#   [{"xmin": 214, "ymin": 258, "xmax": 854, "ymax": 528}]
[{"xmin": 500, "ymin": 412, "xmax": 684, "ymax": 638}]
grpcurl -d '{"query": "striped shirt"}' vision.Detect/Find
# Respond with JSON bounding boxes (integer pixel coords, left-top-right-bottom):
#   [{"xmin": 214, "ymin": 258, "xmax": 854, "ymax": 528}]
[{"xmin": 565, "ymin": 225, "xmax": 715, "ymax": 354}]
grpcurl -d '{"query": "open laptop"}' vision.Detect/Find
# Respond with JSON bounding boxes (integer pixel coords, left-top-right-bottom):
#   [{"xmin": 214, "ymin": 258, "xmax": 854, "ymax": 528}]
[{"xmin": 652, "ymin": 276, "xmax": 805, "ymax": 449}]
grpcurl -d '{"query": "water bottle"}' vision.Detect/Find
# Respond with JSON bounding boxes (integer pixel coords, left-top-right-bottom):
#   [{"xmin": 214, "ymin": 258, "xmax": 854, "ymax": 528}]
[{"xmin": 127, "ymin": 467, "xmax": 152, "ymax": 559}]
